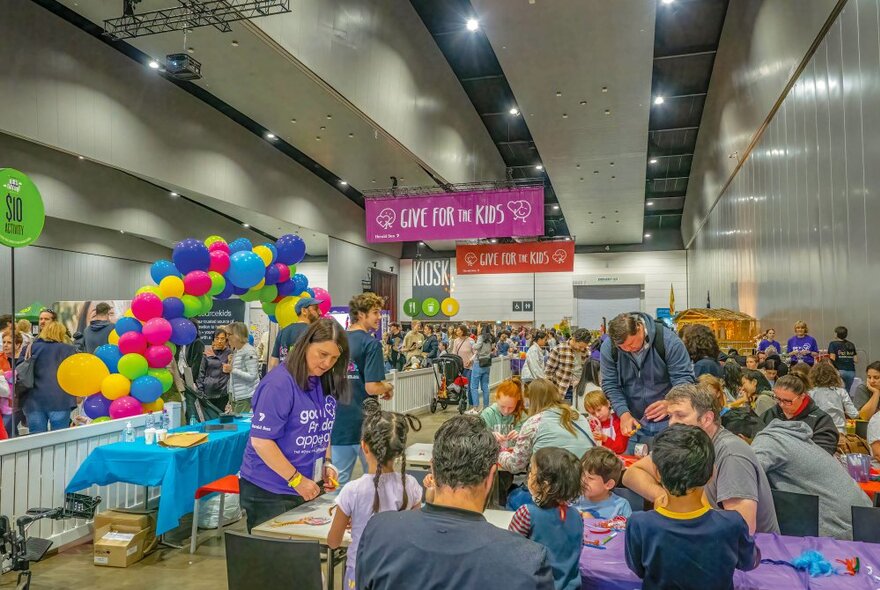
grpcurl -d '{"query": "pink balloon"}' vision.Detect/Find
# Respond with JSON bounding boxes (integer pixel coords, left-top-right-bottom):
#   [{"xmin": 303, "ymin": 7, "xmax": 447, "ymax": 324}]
[
  {"xmin": 208, "ymin": 241, "xmax": 230, "ymax": 255},
  {"xmin": 275, "ymin": 263, "xmax": 291, "ymax": 284},
  {"xmin": 142, "ymin": 317, "xmax": 172, "ymax": 345},
  {"xmin": 184, "ymin": 270, "xmax": 212, "ymax": 296},
  {"xmin": 131, "ymin": 293, "xmax": 163, "ymax": 322},
  {"xmin": 209, "ymin": 250, "xmax": 230, "ymax": 274},
  {"xmin": 108, "ymin": 395, "xmax": 143, "ymax": 420},
  {"xmin": 145, "ymin": 344, "xmax": 173, "ymax": 368},
  {"xmin": 311, "ymin": 287, "xmax": 332, "ymax": 316},
  {"xmin": 118, "ymin": 331, "xmax": 148, "ymax": 355}
]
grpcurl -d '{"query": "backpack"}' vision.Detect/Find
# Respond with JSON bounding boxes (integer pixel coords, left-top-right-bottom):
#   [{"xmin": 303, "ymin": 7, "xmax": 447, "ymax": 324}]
[{"xmin": 610, "ymin": 318, "xmax": 667, "ymax": 363}]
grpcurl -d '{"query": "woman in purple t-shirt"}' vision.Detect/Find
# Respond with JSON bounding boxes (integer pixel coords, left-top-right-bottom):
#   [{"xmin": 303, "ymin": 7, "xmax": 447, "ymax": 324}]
[
  {"xmin": 239, "ymin": 318, "xmax": 351, "ymax": 532},
  {"xmin": 786, "ymin": 321, "xmax": 819, "ymax": 367}
]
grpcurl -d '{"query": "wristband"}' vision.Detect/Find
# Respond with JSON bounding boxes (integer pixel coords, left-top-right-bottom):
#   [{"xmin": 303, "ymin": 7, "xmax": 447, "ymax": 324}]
[{"xmin": 288, "ymin": 472, "xmax": 303, "ymax": 488}]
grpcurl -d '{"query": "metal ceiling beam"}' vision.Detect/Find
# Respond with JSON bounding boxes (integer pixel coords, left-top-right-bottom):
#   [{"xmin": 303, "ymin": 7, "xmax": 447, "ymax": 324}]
[
  {"xmin": 654, "ymin": 49, "xmax": 717, "ymax": 61},
  {"xmin": 649, "ymin": 151, "xmax": 694, "ymax": 158},
  {"xmin": 649, "ymin": 125, "xmax": 700, "ymax": 133},
  {"xmin": 460, "ymin": 74, "xmax": 505, "ymax": 83},
  {"xmin": 496, "ymin": 139, "xmax": 533, "ymax": 146}
]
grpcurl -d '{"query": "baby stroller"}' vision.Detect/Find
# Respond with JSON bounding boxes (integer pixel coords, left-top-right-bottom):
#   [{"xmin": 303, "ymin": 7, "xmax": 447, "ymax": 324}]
[{"xmin": 430, "ymin": 354, "xmax": 468, "ymax": 414}]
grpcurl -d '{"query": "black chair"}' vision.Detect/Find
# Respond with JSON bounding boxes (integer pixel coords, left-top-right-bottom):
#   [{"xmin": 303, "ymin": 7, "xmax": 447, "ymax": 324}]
[
  {"xmin": 225, "ymin": 531, "xmax": 322, "ymax": 590},
  {"xmin": 852, "ymin": 506, "xmax": 880, "ymax": 543},
  {"xmin": 855, "ymin": 420, "xmax": 869, "ymax": 440},
  {"xmin": 614, "ymin": 486, "xmax": 647, "ymax": 513},
  {"xmin": 771, "ymin": 489, "xmax": 819, "ymax": 537}
]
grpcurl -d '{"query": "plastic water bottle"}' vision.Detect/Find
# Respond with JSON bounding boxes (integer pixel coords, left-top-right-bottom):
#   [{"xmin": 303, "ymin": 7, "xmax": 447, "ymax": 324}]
[
  {"xmin": 161, "ymin": 409, "xmax": 169, "ymax": 430},
  {"xmin": 145, "ymin": 412, "xmax": 154, "ymax": 430},
  {"xmin": 124, "ymin": 421, "xmax": 135, "ymax": 443}
]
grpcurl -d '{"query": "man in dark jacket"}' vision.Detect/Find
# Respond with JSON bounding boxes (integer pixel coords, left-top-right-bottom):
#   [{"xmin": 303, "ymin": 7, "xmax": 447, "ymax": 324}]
[
  {"xmin": 761, "ymin": 374, "xmax": 839, "ymax": 455},
  {"xmin": 601, "ymin": 312, "xmax": 695, "ymax": 453},
  {"xmin": 76, "ymin": 303, "xmax": 115, "ymax": 353},
  {"xmin": 421, "ymin": 324, "xmax": 439, "ymax": 361},
  {"xmin": 196, "ymin": 328, "xmax": 231, "ymax": 420},
  {"xmin": 356, "ymin": 415, "xmax": 553, "ymax": 590}
]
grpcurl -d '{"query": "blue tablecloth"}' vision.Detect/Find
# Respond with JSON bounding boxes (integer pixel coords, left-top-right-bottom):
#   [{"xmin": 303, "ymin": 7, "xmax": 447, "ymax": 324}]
[{"xmin": 66, "ymin": 418, "xmax": 251, "ymax": 535}]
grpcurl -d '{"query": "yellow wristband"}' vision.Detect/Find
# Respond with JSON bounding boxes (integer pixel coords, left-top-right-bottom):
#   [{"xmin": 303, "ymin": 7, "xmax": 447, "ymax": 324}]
[{"xmin": 288, "ymin": 472, "xmax": 303, "ymax": 488}]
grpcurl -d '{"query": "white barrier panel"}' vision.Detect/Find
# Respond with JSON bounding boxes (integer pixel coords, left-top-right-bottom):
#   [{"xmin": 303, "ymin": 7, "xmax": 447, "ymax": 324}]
[
  {"xmin": 0, "ymin": 415, "xmax": 160, "ymax": 549},
  {"xmin": 380, "ymin": 367, "xmax": 437, "ymax": 415},
  {"xmin": 490, "ymin": 356, "xmax": 512, "ymax": 388}
]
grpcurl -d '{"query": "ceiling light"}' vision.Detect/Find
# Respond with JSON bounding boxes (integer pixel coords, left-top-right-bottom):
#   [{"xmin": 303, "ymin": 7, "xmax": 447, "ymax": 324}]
[
  {"xmin": 78, "ymin": 156, "xmax": 84, "ymax": 160},
  {"xmin": 466, "ymin": 18, "xmax": 479, "ymax": 31},
  {"xmin": 419, "ymin": 241, "xmax": 425, "ymax": 246},
  {"xmin": 553, "ymin": 205, "xmax": 559, "ymax": 210},
  {"xmin": 170, "ymin": 192, "xmax": 178, "ymax": 197},
  {"xmin": 231, "ymin": 40, "xmax": 239, "ymax": 47},
  {"xmin": 509, "ymin": 107, "xmax": 520, "ymax": 115},
  {"xmin": 649, "ymin": 158, "xmax": 658, "ymax": 164},
  {"xmin": 490, "ymin": 239, "xmax": 497, "ymax": 243},
  {"xmin": 266, "ymin": 133, "xmax": 276, "ymax": 140},
  {"xmin": 242, "ymin": 223, "xmax": 250, "ymax": 228},
  {"xmin": 148, "ymin": 60, "xmax": 160, "ymax": 69},
  {"xmin": 661, "ymin": 0, "xmax": 674, "ymax": 4},
  {"xmin": 339, "ymin": 180, "xmax": 348, "ymax": 186},
  {"xmin": 535, "ymin": 164, "xmax": 543, "ymax": 170},
  {"xmin": 647, "ymin": 201, "xmax": 654, "ymax": 206},
  {"xmin": 653, "ymin": 96, "xmax": 665, "ymax": 105},
  {"xmin": 644, "ymin": 233, "xmax": 652, "ymax": 238},
  {"xmin": 120, "ymin": 230, "xmax": 125, "ymax": 234}
]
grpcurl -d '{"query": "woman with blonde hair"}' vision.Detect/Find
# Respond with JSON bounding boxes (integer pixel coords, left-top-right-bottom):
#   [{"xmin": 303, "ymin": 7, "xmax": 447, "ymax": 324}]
[
  {"xmin": 787, "ymin": 321, "xmax": 819, "ymax": 367},
  {"xmin": 25, "ymin": 321, "xmax": 76, "ymax": 432},
  {"xmin": 224, "ymin": 322, "xmax": 260, "ymax": 414}
]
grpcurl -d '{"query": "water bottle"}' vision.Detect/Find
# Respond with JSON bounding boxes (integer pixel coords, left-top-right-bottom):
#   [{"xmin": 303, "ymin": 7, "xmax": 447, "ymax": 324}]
[
  {"xmin": 161, "ymin": 409, "xmax": 169, "ymax": 430},
  {"xmin": 124, "ymin": 421, "xmax": 135, "ymax": 443},
  {"xmin": 145, "ymin": 412, "xmax": 154, "ymax": 430},
  {"xmin": 189, "ymin": 414, "xmax": 197, "ymax": 426}
]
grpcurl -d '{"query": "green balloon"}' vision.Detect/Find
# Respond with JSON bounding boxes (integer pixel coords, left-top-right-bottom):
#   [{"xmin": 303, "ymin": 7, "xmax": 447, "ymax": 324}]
[
  {"xmin": 118, "ymin": 353, "xmax": 149, "ymax": 380},
  {"xmin": 165, "ymin": 342, "xmax": 177, "ymax": 355},
  {"xmin": 137, "ymin": 285, "xmax": 163, "ymax": 298},
  {"xmin": 208, "ymin": 271, "xmax": 226, "ymax": 296},
  {"xmin": 240, "ymin": 288, "xmax": 262, "ymax": 302},
  {"xmin": 262, "ymin": 301, "xmax": 277, "ymax": 316},
  {"xmin": 92, "ymin": 416, "xmax": 111, "ymax": 423},
  {"xmin": 403, "ymin": 298, "xmax": 420, "ymax": 318},
  {"xmin": 259, "ymin": 285, "xmax": 278, "ymax": 303},
  {"xmin": 287, "ymin": 264, "xmax": 296, "ymax": 276},
  {"xmin": 147, "ymin": 368, "xmax": 174, "ymax": 392},
  {"xmin": 181, "ymin": 294, "xmax": 201, "ymax": 318},
  {"xmin": 422, "ymin": 298, "xmax": 440, "ymax": 317},
  {"xmin": 198, "ymin": 294, "xmax": 213, "ymax": 315}
]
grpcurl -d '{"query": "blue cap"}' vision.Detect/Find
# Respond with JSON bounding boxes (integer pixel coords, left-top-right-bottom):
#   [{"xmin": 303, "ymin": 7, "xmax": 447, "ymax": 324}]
[{"xmin": 295, "ymin": 297, "xmax": 323, "ymax": 314}]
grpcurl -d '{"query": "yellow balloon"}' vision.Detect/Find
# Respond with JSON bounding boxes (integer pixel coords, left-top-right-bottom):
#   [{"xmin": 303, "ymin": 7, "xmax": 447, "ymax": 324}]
[
  {"xmin": 204, "ymin": 235, "xmax": 226, "ymax": 247},
  {"xmin": 276, "ymin": 296, "xmax": 301, "ymax": 328},
  {"xmin": 142, "ymin": 397, "xmax": 165, "ymax": 412},
  {"xmin": 58, "ymin": 353, "xmax": 110, "ymax": 397},
  {"xmin": 441, "ymin": 297, "xmax": 460, "ymax": 317},
  {"xmin": 253, "ymin": 245, "xmax": 273, "ymax": 267},
  {"xmin": 123, "ymin": 309, "xmax": 134, "ymax": 318},
  {"xmin": 159, "ymin": 275, "xmax": 185, "ymax": 298},
  {"xmin": 254, "ymin": 279, "xmax": 266, "ymax": 290},
  {"xmin": 108, "ymin": 329, "xmax": 119, "ymax": 345},
  {"xmin": 101, "ymin": 373, "xmax": 131, "ymax": 400}
]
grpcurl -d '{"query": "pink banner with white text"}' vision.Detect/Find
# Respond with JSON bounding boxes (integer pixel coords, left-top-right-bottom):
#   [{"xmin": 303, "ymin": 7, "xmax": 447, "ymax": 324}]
[{"xmin": 364, "ymin": 186, "xmax": 544, "ymax": 243}]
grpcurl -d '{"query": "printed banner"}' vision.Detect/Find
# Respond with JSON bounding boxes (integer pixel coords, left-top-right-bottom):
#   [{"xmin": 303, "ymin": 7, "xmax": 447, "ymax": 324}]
[
  {"xmin": 197, "ymin": 299, "xmax": 246, "ymax": 345},
  {"xmin": 410, "ymin": 259, "xmax": 455, "ymax": 320},
  {"xmin": 365, "ymin": 186, "xmax": 544, "ymax": 243},
  {"xmin": 456, "ymin": 241, "xmax": 574, "ymax": 275}
]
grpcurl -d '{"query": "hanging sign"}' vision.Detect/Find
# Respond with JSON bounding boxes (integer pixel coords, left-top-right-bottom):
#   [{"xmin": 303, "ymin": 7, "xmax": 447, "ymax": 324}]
[
  {"xmin": 456, "ymin": 241, "xmax": 574, "ymax": 275},
  {"xmin": 365, "ymin": 186, "xmax": 544, "ymax": 243},
  {"xmin": 0, "ymin": 168, "xmax": 45, "ymax": 248},
  {"xmin": 409, "ymin": 259, "xmax": 459, "ymax": 320}
]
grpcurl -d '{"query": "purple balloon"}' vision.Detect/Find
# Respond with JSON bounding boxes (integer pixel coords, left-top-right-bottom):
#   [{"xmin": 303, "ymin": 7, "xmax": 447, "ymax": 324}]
[
  {"xmin": 276, "ymin": 279, "xmax": 297, "ymax": 297},
  {"xmin": 231, "ymin": 285, "xmax": 249, "ymax": 296},
  {"xmin": 163, "ymin": 297, "xmax": 184, "ymax": 319},
  {"xmin": 84, "ymin": 393, "xmax": 113, "ymax": 419},
  {"xmin": 169, "ymin": 317, "xmax": 198, "ymax": 345},
  {"xmin": 215, "ymin": 281, "xmax": 234, "ymax": 300},
  {"xmin": 275, "ymin": 234, "xmax": 306, "ymax": 265},
  {"xmin": 172, "ymin": 238, "xmax": 211, "ymax": 274},
  {"xmin": 264, "ymin": 264, "xmax": 281, "ymax": 285}
]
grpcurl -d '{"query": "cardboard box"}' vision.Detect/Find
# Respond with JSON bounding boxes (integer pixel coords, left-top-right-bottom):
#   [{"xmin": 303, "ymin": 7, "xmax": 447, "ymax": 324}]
[
  {"xmin": 93, "ymin": 510, "xmax": 157, "ymax": 553},
  {"xmin": 93, "ymin": 524, "xmax": 148, "ymax": 567}
]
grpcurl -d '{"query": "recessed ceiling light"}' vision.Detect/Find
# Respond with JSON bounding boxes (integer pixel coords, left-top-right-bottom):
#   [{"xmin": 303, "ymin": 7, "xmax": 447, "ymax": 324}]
[
  {"xmin": 553, "ymin": 205, "xmax": 559, "ymax": 210},
  {"xmin": 555, "ymin": 91, "xmax": 562, "ymax": 97},
  {"xmin": 647, "ymin": 201, "xmax": 654, "ymax": 206},
  {"xmin": 649, "ymin": 158, "xmax": 658, "ymax": 164},
  {"xmin": 348, "ymin": 132, "xmax": 354, "ymax": 138},
  {"xmin": 78, "ymin": 155, "xmax": 84, "ymax": 160},
  {"xmin": 326, "ymin": 114, "xmax": 332, "ymax": 120},
  {"xmin": 339, "ymin": 180, "xmax": 348, "ymax": 186},
  {"xmin": 316, "ymin": 136, "xmax": 321, "ymax": 141},
  {"xmin": 148, "ymin": 60, "xmax": 160, "ymax": 69},
  {"xmin": 604, "ymin": 109, "xmax": 611, "ymax": 115},
  {"xmin": 231, "ymin": 40, "xmax": 239, "ymax": 47},
  {"xmin": 509, "ymin": 107, "xmax": 520, "ymax": 116},
  {"xmin": 419, "ymin": 241, "xmax": 425, "ymax": 246},
  {"xmin": 170, "ymin": 192, "xmax": 178, "ymax": 197},
  {"xmin": 120, "ymin": 230, "xmax": 125, "ymax": 234},
  {"xmin": 290, "ymin": 118, "xmax": 297, "ymax": 123},
  {"xmin": 562, "ymin": 113, "xmax": 568, "ymax": 118},
  {"xmin": 653, "ymin": 96, "xmax": 665, "ymax": 105},
  {"xmin": 644, "ymin": 233, "xmax": 652, "ymax": 238},
  {"xmin": 266, "ymin": 133, "xmax": 276, "ymax": 140},
  {"xmin": 242, "ymin": 223, "xmax": 250, "ymax": 228},
  {"xmin": 466, "ymin": 18, "xmax": 479, "ymax": 31},
  {"xmin": 320, "ymin": 126, "xmax": 326, "ymax": 131},
  {"xmin": 610, "ymin": 162, "xmax": 615, "ymax": 166},
  {"xmin": 535, "ymin": 164, "xmax": 543, "ymax": 170},
  {"xmin": 661, "ymin": 0, "xmax": 674, "ymax": 4},
  {"xmin": 490, "ymin": 239, "xmax": 497, "ymax": 243},
  {"xmin": 579, "ymin": 100, "xmax": 587, "ymax": 106},
  {"xmin": 187, "ymin": 47, "xmax": 195, "ymax": 54},
  {"xmin": 602, "ymin": 86, "xmax": 608, "ymax": 93}
]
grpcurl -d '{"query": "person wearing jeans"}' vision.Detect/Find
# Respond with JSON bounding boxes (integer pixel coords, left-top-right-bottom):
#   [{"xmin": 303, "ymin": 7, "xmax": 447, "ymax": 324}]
[
  {"xmin": 25, "ymin": 410, "xmax": 71, "ymax": 434},
  {"xmin": 24, "ymin": 321, "xmax": 76, "ymax": 434},
  {"xmin": 470, "ymin": 326, "xmax": 495, "ymax": 409}
]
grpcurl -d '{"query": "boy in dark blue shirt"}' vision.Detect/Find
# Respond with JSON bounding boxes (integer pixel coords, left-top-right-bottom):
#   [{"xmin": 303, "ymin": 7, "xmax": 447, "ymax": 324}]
[{"xmin": 625, "ymin": 425, "xmax": 760, "ymax": 590}]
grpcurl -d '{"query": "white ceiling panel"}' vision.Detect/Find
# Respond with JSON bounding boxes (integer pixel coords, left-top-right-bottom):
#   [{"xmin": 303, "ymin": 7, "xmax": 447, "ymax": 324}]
[{"xmin": 471, "ymin": 0, "xmax": 656, "ymax": 245}]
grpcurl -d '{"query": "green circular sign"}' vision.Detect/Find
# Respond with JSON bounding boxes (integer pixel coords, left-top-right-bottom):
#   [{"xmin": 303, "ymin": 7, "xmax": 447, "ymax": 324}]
[
  {"xmin": 403, "ymin": 298, "xmax": 421, "ymax": 317},
  {"xmin": 0, "ymin": 169, "xmax": 45, "ymax": 248},
  {"xmin": 421, "ymin": 298, "xmax": 440, "ymax": 317}
]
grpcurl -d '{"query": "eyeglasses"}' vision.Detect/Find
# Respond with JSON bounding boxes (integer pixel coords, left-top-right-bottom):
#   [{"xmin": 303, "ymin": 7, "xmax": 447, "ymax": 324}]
[{"xmin": 773, "ymin": 395, "xmax": 800, "ymax": 406}]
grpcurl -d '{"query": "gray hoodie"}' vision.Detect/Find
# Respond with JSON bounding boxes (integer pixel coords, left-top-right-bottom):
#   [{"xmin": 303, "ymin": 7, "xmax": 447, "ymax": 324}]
[{"xmin": 751, "ymin": 419, "xmax": 871, "ymax": 540}]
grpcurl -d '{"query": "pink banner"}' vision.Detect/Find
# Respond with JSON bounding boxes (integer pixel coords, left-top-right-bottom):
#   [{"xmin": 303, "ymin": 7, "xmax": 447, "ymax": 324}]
[{"xmin": 364, "ymin": 186, "xmax": 544, "ymax": 243}]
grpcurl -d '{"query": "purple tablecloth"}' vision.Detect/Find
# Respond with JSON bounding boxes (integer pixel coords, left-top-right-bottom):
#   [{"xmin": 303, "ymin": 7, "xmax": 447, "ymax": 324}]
[{"xmin": 580, "ymin": 519, "xmax": 880, "ymax": 589}]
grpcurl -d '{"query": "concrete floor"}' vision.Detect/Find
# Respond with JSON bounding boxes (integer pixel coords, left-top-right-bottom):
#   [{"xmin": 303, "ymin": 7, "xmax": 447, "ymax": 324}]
[{"xmin": 2, "ymin": 409, "xmax": 458, "ymax": 590}]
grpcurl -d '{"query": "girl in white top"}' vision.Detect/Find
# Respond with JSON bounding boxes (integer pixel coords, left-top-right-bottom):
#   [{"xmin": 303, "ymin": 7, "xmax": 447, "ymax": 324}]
[
  {"xmin": 328, "ymin": 398, "xmax": 423, "ymax": 590},
  {"xmin": 522, "ymin": 330, "xmax": 548, "ymax": 382}
]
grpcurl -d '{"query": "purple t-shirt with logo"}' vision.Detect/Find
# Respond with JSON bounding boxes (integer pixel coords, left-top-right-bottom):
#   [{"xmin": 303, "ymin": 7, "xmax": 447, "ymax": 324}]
[
  {"xmin": 757, "ymin": 339, "xmax": 782, "ymax": 353},
  {"xmin": 787, "ymin": 335, "xmax": 819, "ymax": 366},
  {"xmin": 240, "ymin": 366, "xmax": 336, "ymax": 496}
]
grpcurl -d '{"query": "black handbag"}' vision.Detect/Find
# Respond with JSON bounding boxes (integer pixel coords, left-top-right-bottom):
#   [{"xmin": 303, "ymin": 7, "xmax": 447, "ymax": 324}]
[{"xmin": 14, "ymin": 341, "xmax": 35, "ymax": 394}]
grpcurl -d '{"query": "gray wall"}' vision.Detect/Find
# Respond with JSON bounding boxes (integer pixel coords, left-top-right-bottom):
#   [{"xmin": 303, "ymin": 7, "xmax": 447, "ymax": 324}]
[
  {"xmin": 327, "ymin": 238, "xmax": 398, "ymax": 306},
  {"xmin": 688, "ymin": 0, "xmax": 880, "ymax": 365}
]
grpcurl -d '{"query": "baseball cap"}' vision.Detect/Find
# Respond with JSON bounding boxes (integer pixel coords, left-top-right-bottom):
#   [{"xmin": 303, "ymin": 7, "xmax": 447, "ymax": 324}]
[{"xmin": 295, "ymin": 297, "xmax": 323, "ymax": 315}]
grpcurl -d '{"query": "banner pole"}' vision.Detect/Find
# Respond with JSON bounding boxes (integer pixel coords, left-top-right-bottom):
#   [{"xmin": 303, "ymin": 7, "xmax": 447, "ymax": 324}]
[{"xmin": 8, "ymin": 247, "xmax": 15, "ymax": 438}]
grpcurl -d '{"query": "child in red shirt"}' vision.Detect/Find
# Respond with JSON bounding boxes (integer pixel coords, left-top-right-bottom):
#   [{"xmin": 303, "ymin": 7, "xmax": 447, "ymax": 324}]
[{"xmin": 583, "ymin": 391, "xmax": 628, "ymax": 454}]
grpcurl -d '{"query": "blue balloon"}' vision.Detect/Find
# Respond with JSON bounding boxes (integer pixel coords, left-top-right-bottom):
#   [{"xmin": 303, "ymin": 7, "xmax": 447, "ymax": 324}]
[
  {"xmin": 276, "ymin": 279, "xmax": 297, "ymax": 297},
  {"xmin": 215, "ymin": 281, "xmax": 234, "ymax": 300},
  {"xmin": 150, "ymin": 259, "xmax": 180, "ymax": 284},
  {"xmin": 169, "ymin": 317, "xmax": 198, "ymax": 345},
  {"xmin": 262, "ymin": 243, "xmax": 278, "ymax": 264},
  {"xmin": 162, "ymin": 297, "xmax": 184, "ymax": 319},
  {"xmin": 227, "ymin": 251, "xmax": 265, "ymax": 288},
  {"xmin": 231, "ymin": 285, "xmax": 249, "ymax": 296},
  {"xmin": 94, "ymin": 344, "xmax": 122, "ymax": 373},
  {"xmin": 275, "ymin": 234, "xmax": 306, "ymax": 265},
  {"xmin": 115, "ymin": 317, "xmax": 142, "ymax": 336},
  {"xmin": 291, "ymin": 273, "xmax": 309, "ymax": 294},
  {"xmin": 83, "ymin": 393, "xmax": 113, "ymax": 419},
  {"xmin": 268, "ymin": 314, "xmax": 277, "ymax": 323},
  {"xmin": 130, "ymin": 375, "xmax": 163, "ymax": 404},
  {"xmin": 305, "ymin": 288, "xmax": 316, "ymax": 298},
  {"xmin": 172, "ymin": 238, "xmax": 211, "ymax": 274},
  {"xmin": 228, "ymin": 238, "xmax": 253, "ymax": 254},
  {"xmin": 264, "ymin": 264, "xmax": 281, "ymax": 285}
]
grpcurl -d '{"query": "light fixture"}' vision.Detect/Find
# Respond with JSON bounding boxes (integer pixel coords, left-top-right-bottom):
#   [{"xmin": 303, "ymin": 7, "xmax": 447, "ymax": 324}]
[
  {"xmin": 339, "ymin": 180, "xmax": 348, "ymax": 186},
  {"xmin": 419, "ymin": 241, "xmax": 425, "ymax": 246},
  {"xmin": 509, "ymin": 107, "xmax": 520, "ymax": 116},
  {"xmin": 170, "ymin": 192, "xmax": 178, "ymax": 197},
  {"xmin": 148, "ymin": 60, "xmax": 160, "ymax": 69},
  {"xmin": 644, "ymin": 233, "xmax": 652, "ymax": 238},
  {"xmin": 553, "ymin": 205, "xmax": 559, "ymax": 210},
  {"xmin": 242, "ymin": 223, "xmax": 250, "ymax": 228},
  {"xmin": 653, "ymin": 96, "xmax": 665, "ymax": 105},
  {"xmin": 661, "ymin": 0, "xmax": 674, "ymax": 4},
  {"xmin": 490, "ymin": 238, "xmax": 497, "ymax": 243},
  {"xmin": 647, "ymin": 201, "xmax": 654, "ymax": 206},
  {"xmin": 535, "ymin": 164, "xmax": 543, "ymax": 170},
  {"xmin": 466, "ymin": 18, "xmax": 479, "ymax": 31},
  {"xmin": 649, "ymin": 158, "xmax": 658, "ymax": 164},
  {"xmin": 120, "ymin": 230, "xmax": 125, "ymax": 234},
  {"xmin": 265, "ymin": 133, "xmax": 276, "ymax": 140},
  {"xmin": 78, "ymin": 156, "xmax": 84, "ymax": 160}
]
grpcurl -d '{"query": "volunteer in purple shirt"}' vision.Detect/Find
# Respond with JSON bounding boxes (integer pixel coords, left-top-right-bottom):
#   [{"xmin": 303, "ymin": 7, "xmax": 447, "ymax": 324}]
[
  {"xmin": 239, "ymin": 318, "xmax": 350, "ymax": 532},
  {"xmin": 787, "ymin": 321, "xmax": 819, "ymax": 367},
  {"xmin": 757, "ymin": 329, "xmax": 781, "ymax": 355}
]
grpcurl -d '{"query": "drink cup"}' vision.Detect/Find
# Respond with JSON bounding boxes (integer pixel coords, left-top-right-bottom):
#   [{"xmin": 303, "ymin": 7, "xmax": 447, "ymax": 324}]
[
  {"xmin": 156, "ymin": 428, "xmax": 168, "ymax": 442},
  {"xmin": 144, "ymin": 428, "xmax": 156, "ymax": 445}
]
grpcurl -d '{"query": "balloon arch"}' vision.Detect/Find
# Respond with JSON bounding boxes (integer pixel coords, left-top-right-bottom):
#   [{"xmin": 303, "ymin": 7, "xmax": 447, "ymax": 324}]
[{"xmin": 55, "ymin": 234, "xmax": 330, "ymax": 421}]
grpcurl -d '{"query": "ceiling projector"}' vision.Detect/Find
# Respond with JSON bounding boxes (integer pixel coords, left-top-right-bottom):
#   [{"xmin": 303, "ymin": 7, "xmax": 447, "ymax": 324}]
[{"xmin": 165, "ymin": 53, "xmax": 202, "ymax": 80}]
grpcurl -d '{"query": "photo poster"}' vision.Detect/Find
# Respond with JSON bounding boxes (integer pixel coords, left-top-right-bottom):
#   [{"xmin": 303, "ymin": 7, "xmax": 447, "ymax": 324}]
[
  {"xmin": 411, "ymin": 258, "xmax": 453, "ymax": 321},
  {"xmin": 197, "ymin": 299, "xmax": 246, "ymax": 345},
  {"xmin": 55, "ymin": 300, "xmax": 131, "ymax": 340},
  {"xmin": 328, "ymin": 306, "xmax": 390, "ymax": 341}
]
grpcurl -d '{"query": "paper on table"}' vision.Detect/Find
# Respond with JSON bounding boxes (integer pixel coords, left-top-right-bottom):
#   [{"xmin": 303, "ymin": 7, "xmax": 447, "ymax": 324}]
[
  {"xmin": 158, "ymin": 432, "xmax": 208, "ymax": 448},
  {"xmin": 101, "ymin": 531, "xmax": 136, "ymax": 542}
]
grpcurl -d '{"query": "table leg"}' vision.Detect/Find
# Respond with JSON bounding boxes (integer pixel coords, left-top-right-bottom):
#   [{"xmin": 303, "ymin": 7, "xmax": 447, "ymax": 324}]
[{"xmin": 327, "ymin": 547, "xmax": 335, "ymax": 590}]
